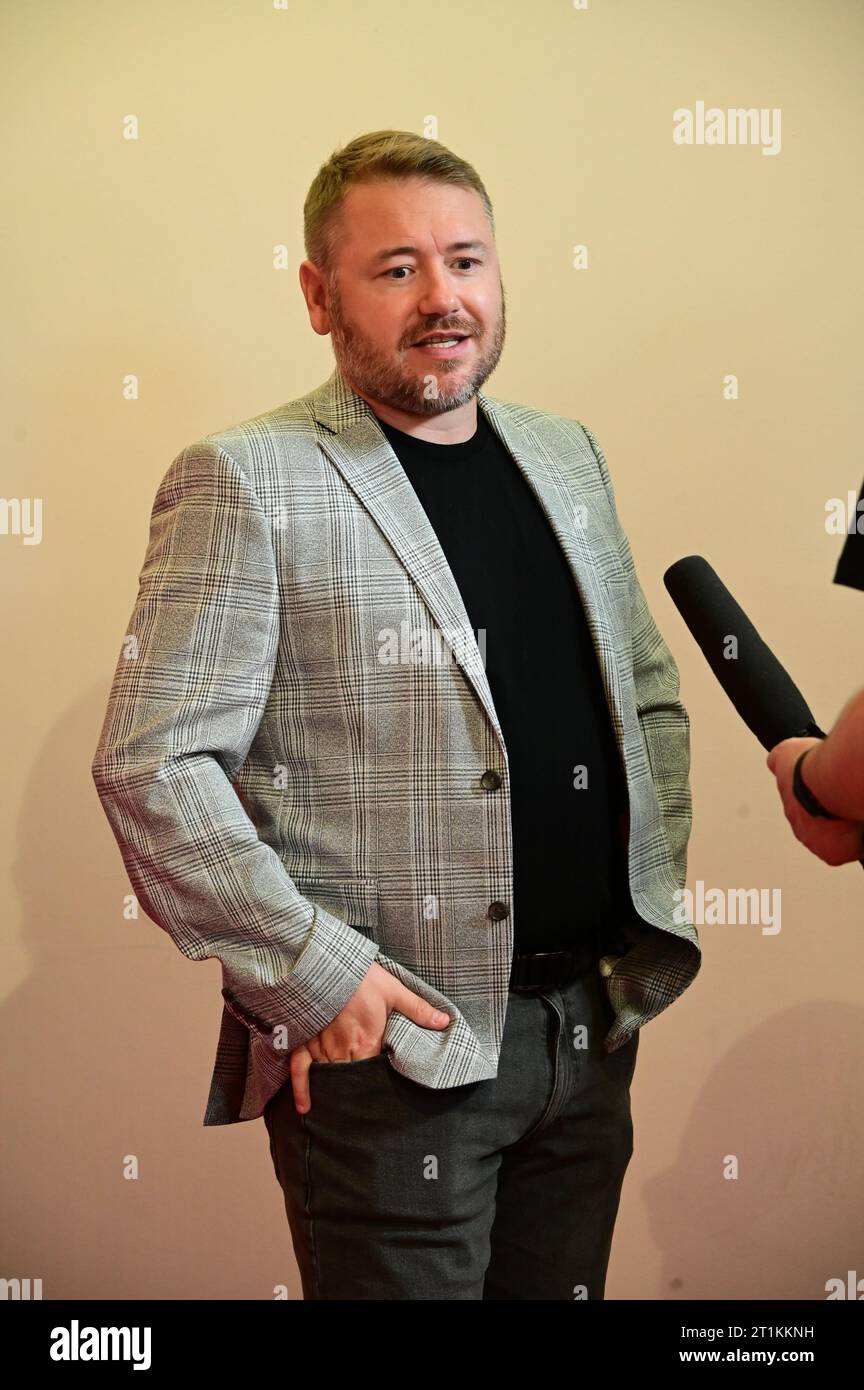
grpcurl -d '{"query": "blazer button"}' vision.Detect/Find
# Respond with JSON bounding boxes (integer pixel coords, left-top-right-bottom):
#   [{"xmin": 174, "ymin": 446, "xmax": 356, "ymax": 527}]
[
  {"xmin": 487, "ymin": 901, "xmax": 510, "ymax": 921},
  {"xmin": 480, "ymin": 769, "xmax": 502, "ymax": 790}
]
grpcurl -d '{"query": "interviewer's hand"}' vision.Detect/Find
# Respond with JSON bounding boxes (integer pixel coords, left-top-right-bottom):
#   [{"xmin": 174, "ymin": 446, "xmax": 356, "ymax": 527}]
[
  {"xmin": 289, "ymin": 961, "xmax": 451, "ymax": 1114},
  {"xmin": 766, "ymin": 736, "xmax": 864, "ymax": 866}
]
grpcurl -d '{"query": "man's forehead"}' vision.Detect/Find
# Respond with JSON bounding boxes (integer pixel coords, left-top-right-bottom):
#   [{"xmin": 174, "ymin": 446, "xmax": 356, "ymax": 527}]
[{"xmin": 338, "ymin": 182, "xmax": 490, "ymax": 261}]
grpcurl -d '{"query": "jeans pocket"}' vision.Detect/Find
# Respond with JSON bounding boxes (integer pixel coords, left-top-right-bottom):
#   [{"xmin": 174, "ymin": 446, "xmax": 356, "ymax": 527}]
[{"xmin": 309, "ymin": 1048, "xmax": 392, "ymax": 1068}]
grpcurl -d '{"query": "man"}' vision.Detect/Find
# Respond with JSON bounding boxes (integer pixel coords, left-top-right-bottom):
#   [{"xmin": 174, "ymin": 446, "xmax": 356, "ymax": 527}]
[{"xmin": 91, "ymin": 130, "xmax": 700, "ymax": 1300}]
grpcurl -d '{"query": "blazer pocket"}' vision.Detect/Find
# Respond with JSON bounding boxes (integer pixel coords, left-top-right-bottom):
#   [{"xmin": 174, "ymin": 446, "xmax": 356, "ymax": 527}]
[
  {"xmin": 292, "ymin": 874, "xmax": 378, "ymax": 887},
  {"xmin": 292, "ymin": 875, "xmax": 380, "ymax": 934}
]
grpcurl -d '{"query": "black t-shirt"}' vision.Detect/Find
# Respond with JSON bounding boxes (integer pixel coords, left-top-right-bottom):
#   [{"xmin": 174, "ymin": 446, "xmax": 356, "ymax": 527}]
[
  {"xmin": 376, "ymin": 407, "xmax": 638, "ymax": 964},
  {"xmin": 833, "ymin": 477, "xmax": 864, "ymax": 592}
]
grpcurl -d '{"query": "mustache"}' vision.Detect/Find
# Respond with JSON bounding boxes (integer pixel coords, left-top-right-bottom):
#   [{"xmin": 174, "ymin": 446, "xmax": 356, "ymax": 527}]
[{"xmin": 406, "ymin": 323, "xmax": 478, "ymax": 343}]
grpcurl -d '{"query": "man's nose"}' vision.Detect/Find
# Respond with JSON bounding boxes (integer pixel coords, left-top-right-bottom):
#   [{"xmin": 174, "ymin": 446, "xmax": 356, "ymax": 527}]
[{"xmin": 415, "ymin": 266, "xmax": 461, "ymax": 318}]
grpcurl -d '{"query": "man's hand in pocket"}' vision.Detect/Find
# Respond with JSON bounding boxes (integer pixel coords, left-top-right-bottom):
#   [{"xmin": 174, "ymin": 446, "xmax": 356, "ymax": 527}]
[{"xmin": 289, "ymin": 961, "xmax": 451, "ymax": 1114}]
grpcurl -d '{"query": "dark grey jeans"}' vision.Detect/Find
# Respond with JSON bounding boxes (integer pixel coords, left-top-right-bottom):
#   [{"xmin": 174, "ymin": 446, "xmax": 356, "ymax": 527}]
[{"xmin": 262, "ymin": 965, "xmax": 639, "ymax": 1300}]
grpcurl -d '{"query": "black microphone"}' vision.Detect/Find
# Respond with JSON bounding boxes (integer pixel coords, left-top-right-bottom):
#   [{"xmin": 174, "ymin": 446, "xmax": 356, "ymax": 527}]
[{"xmin": 663, "ymin": 555, "xmax": 863, "ymax": 868}]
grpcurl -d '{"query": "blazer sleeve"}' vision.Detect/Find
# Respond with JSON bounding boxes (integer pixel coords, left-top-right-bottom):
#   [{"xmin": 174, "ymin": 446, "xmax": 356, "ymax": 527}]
[
  {"xmin": 90, "ymin": 441, "xmax": 380, "ymax": 1046},
  {"xmin": 580, "ymin": 423, "xmax": 693, "ymax": 887}
]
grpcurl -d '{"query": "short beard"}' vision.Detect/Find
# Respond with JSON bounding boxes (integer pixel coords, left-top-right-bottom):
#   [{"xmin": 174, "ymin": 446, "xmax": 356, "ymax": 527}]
[{"xmin": 326, "ymin": 275, "xmax": 506, "ymax": 416}]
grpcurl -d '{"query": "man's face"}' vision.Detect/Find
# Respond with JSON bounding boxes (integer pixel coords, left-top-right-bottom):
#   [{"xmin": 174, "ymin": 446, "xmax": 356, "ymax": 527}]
[{"xmin": 308, "ymin": 177, "xmax": 506, "ymax": 415}]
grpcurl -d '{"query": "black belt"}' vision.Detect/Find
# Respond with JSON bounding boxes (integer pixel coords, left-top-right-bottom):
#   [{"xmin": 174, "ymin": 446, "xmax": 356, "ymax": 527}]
[{"xmin": 509, "ymin": 949, "xmax": 592, "ymax": 993}]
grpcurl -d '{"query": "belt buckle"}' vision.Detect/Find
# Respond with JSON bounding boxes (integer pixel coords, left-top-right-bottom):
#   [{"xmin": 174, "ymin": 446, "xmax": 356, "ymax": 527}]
[{"xmin": 510, "ymin": 950, "xmax": 572, "ymax": 993}]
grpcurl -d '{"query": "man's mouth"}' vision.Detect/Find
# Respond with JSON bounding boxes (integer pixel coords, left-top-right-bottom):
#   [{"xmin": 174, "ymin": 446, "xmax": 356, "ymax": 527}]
[{"xmin": 410, "ymin": 332, "xmax": 473, "ymax": 352}]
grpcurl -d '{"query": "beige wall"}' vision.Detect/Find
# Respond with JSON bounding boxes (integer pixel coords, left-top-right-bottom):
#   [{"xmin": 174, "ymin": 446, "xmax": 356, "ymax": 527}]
[{"xmin": 3, "ymin": 0, "xmax": 863, "ymax": 1300}]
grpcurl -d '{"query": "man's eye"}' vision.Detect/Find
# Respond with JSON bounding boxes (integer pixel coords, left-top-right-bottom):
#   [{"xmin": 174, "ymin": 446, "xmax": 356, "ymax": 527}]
[{"xmin": 382, "ymin": 259, "xmax": 481, "ymax": 280}]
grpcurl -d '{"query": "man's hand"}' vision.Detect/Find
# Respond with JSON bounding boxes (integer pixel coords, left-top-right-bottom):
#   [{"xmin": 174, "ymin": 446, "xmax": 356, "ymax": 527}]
[
  {"xmin": 766, "ymin": 736, "xmax": 864, "ymax": 866},
  {"xmin": 289, "ymin": 961, "xmax": 451, "ymax": 1113}
]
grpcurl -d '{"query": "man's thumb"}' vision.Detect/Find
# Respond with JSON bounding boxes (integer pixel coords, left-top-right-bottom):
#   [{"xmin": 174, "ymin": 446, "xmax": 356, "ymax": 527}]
[{"xmin": 396, "ymin": 985, "xmax": 450, "ymax": 1029}]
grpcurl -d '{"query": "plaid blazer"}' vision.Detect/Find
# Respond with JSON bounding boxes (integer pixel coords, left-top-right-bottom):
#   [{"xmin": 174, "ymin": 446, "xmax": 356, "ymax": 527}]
[{"xmin": 91, "ymin": 364, "xmax": 701, "ymax": 1126}]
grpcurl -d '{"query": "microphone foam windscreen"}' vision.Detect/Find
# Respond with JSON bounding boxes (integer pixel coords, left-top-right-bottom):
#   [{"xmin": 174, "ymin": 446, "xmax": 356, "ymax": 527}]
[{"xmin": 663, "ymin": 555, "xmax": 818, "ymax": 750}]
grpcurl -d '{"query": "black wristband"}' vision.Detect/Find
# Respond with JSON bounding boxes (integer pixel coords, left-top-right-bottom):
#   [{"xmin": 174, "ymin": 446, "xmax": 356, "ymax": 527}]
[{"xmin": 792, "ymin": 749, "xmax": 842, "ymax": 820}]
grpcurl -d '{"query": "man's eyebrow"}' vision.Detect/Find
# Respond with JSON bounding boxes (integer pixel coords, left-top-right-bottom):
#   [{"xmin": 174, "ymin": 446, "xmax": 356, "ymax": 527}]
[{"xmin": 370, "ymin": 240, "xmax": 488, "ymax": 264}]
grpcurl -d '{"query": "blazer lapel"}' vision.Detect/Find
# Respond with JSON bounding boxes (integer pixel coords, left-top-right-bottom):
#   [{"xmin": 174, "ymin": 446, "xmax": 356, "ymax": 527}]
[{"xmin": 310, "ymin": 366, "xmax": 626, "ymax": 763}]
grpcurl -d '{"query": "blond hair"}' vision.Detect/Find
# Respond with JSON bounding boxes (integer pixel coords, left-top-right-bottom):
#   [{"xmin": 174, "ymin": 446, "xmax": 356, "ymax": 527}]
[{"xmin": 303, "ymin": 129, "xmax": 495, "ymax": 279}]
